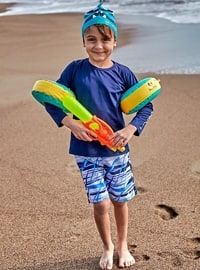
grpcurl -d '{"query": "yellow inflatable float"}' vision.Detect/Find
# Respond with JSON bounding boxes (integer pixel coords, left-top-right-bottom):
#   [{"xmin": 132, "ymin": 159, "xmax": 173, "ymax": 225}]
[
  {"xmin": 120, "ymin": 77, "xmax": 161, "ymax": 114},
  {"xmin": 32, "ymin": 80, "xmax": 75, "ymax": 113}
]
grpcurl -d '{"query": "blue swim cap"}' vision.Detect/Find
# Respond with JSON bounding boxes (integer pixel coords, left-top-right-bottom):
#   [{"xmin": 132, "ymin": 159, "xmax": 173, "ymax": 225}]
[{"xmin": 82, "ymin": 2, "xmax": 118, "ymax": 39}]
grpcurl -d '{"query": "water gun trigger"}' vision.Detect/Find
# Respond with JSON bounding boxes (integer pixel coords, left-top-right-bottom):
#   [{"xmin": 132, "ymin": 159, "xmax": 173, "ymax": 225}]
[
  {"xmin": 85, "ymin": 117, "xmax": 112, "ymax": 143},
  {"xmin": 84, "ymin": 116, "xmax": 125, "ymax": 152},
  {"xmin": 85, "ymin": 116, "xmax": 113, "ymax": 139}
]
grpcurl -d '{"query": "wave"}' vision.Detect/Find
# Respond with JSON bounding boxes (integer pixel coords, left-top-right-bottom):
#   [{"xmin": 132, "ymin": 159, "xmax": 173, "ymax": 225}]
[{"xmin": 0, "ymin": 0, "xmax": 200, "ymax": 24}]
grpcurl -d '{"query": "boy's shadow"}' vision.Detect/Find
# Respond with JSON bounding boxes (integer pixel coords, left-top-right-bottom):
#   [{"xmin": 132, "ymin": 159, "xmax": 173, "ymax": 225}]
[
  {"xmin": 11, "ymin": 257, "xmax": 103, "ymax": 270},
  {"xmin": 10, "ymin": 254, "xmax": 130, "ymax": 270}
]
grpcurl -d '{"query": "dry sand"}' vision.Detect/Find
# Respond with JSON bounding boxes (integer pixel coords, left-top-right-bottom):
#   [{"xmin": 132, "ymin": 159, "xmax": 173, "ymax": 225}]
[{"xmin": 0, "ymin": 10, "xmax": 200, "ymax": 270}]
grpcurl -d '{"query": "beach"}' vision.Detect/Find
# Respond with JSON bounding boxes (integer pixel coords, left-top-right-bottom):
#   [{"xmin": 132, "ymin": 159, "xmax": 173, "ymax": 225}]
[{"xmin": 0, "ymin": 7, "xmax": 200, "ymax": 270}]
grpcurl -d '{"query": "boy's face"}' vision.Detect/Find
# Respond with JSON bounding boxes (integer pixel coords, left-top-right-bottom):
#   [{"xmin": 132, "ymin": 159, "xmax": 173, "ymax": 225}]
[{"xmin": 83, "ymin": 25, "xmax": 116, "ymax": 68}]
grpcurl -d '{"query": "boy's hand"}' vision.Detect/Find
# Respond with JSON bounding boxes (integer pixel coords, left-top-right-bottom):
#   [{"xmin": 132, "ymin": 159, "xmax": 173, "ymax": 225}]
[
  {"xmin": 61, "ymin": 115, "xmax": 97, "ymax": 141},
  {"xmin": 109, "ymin": 124, "xmax": 137, "ymax": 148}
]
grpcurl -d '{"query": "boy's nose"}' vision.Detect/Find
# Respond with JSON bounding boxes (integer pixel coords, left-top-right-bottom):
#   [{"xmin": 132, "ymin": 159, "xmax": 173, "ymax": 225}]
[{"xmin": 95, "ymin": 41, "xmax": 103, "ymax": 48}]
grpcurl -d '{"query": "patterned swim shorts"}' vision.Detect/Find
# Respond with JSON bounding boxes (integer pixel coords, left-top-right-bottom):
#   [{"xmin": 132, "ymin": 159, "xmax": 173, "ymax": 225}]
[{"xmin": 75, "ymin": 153, "xmax": 137, "ymax": 203}]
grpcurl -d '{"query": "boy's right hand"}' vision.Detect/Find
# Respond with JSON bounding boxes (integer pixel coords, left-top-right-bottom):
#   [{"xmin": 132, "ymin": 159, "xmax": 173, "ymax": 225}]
[{"xmin": 61, "ymin": 115, "xmax": 97, "ymax": 142}]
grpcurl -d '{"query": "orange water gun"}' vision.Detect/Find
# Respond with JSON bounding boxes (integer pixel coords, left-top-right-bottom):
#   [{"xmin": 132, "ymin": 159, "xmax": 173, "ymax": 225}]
[{"xmin": 62, "ymin": 95, "xmax": 125, "ymax": 152}]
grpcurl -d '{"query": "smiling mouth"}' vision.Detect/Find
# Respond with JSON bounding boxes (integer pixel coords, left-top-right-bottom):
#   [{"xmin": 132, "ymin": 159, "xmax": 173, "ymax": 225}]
[
  {"xmin": 93, "ymin": 50, "xmax": 105, "ymax": 53},
  {"xmin": 94, "ymin": 52, "xmax": 105, "ymax": 56}
]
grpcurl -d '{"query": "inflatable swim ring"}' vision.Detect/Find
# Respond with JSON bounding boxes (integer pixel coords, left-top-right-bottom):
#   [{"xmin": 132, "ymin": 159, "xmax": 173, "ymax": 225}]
[
  {"xmin": 120, "ymin": 77, "xmax": 161, "ymax": 114},
  {"xmin": 32, "ymin": 80, "xmax": 75, "ymax": 112}
]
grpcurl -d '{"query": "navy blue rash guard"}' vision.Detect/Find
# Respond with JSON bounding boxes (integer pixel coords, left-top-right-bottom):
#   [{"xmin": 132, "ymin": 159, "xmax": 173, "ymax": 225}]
[{"xmin": 45, "ymin": 58, "xmax": 153, "ymax": 157}]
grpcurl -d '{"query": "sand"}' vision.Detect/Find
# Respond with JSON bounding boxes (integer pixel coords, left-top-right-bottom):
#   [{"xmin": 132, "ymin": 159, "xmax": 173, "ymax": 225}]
[{"xmin": 0, "ymin": 10, "xmax": 200, "ymax": 270}]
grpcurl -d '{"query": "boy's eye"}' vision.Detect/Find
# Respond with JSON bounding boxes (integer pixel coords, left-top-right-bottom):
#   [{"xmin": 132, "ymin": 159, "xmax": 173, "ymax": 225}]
[
  {"xmin": 87, "ymin": 38, "xmax": 96, "ymax": 42},
  {"xmin": 103, "ymin": 38, "xmax": 111, "ymax": 42}
]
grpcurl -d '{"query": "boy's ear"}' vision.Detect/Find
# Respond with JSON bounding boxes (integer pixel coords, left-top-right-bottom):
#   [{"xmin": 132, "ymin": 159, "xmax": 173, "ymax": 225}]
[{"xmin": 114, "ymin": 40, "xmax": 117, "ymax": 47}]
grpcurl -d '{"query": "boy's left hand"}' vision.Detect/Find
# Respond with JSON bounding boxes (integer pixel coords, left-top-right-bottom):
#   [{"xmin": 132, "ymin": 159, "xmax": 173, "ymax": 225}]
[{"xmin": 109, "ymin": 124, "xmax": 137, "ymax": 148}]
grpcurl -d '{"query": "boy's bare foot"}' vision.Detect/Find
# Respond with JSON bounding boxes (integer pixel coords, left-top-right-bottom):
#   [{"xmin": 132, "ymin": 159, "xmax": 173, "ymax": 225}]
[
  {"xmin": 117, "ymin": 244, "xmax": 135, "ymax": 268},
  {"xmin": 99, "ymin": 244, "xmax": 114, "ymax": 270}
]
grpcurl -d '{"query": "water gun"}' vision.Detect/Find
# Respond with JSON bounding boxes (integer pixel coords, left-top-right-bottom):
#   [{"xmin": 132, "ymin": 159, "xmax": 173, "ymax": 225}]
[{"xmin": 62, "ymin": 95, "xmax": 125, "ymax": 152}]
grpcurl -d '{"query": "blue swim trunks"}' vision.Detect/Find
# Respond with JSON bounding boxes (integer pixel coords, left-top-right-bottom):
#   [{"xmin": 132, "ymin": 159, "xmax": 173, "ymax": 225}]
[{"xmin": 75, "ymin": 153, "xmax": 137, "ymax": 203}]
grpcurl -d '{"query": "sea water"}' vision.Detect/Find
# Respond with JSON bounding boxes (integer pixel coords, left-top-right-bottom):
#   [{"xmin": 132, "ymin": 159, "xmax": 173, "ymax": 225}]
[
  {"xmin": 1, "ymin": 0, "xmax": 200, "ymax": 24},
  {"xmin": 0, "ymin": 0, "xmax": 200, "ymax": 74}
]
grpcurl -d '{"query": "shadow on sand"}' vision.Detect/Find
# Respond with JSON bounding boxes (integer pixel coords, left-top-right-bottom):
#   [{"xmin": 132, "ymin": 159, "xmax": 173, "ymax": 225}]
[{"xmin": 11, "ymin": 257, "xmax": 102, "ymax": 270}]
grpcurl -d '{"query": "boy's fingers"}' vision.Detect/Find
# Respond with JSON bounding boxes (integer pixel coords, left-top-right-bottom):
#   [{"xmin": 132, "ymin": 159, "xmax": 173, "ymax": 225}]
[{"xmin": 86, "ymin": 130, "xmax": 97, "ymax": 139}]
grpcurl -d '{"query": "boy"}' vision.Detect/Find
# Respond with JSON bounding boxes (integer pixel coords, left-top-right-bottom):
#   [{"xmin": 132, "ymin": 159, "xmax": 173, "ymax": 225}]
[{"xmin": 45, "ymin": 2, "xmax": 153, "ymax": 269}]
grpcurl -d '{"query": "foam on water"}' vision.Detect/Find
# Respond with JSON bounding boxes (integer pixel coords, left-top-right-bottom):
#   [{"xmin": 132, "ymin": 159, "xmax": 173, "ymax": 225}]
[{"xmin": 1, "ymin": 0, "xmax": 200, "ymax": 24}]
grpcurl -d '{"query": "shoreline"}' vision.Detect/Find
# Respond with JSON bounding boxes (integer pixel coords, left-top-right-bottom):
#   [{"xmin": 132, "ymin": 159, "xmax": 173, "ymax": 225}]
[{"xmin": 0, "ymin": 3, "xmax": 16, "ymax": 14}]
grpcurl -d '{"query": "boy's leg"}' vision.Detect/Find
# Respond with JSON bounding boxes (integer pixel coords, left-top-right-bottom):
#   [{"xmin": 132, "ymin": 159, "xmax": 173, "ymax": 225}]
[
  {"xmin": 103, "ymin": 153, "xmax": 136, "ymax": 267},
  {"xmin": 112, "ymin": 200, "xmax": 135, "ymax": 268},
  {"xmin": 93, "ymin": 199, "xmax": 114, "ymax": 270},
  {"xmin": 74, "ymin": 156, "xmax": 114, "ymax": 269}
]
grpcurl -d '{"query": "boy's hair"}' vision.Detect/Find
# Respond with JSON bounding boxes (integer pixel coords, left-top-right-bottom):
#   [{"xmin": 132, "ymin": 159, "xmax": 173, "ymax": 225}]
[
  {"xmin": 84, "ymin": 24, "xmax": 114, "ymax": 40},
  {"xmin": 82, "ymin": 3, "xmax": 118, "ymax": 39}
]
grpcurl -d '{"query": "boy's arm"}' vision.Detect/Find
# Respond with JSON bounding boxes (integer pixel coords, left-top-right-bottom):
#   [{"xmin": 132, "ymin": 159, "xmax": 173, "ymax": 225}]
[
  {"xmin": 45, "ymin": 103, "xmax": 66, "ymax": 127},
  {"xmin": 109, "ymin": 102, "xmax": 153, "ymax": 148},
  {"xmin": 45, "ymin": 103, "xmax": 96, "ymax": 141},
  {"xmin": 129, "ymin": 102, "xmax": 153, "ymax": 136}
]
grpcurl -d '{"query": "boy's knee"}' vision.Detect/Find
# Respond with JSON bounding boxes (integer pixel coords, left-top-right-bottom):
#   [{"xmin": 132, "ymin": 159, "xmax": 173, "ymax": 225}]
[{"xmin": 93, "ymin": 199, "xmax": 111, "ymax": 215}]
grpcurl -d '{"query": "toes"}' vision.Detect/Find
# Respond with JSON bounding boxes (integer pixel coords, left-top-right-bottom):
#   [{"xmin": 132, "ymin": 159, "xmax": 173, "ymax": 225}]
[
  {"xmin": 100, "ymin": 255, "xmax": 113, "ymax": 270},
  {"xmin": 100, "ymin": 262, "xmax": 112, "ymax": 270},
  {"xmin": 119, "ymin": 258, "xmax": 135, "ymax": 268},
  {"xmin": 119, "ymin": 256, "xmax": 135, "ymax": 268}
]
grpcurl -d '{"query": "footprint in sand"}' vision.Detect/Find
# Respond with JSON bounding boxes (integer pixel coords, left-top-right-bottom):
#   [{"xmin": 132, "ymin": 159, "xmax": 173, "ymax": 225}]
[
  {"xmin": 182, "ymin": 237, "xmax": 200, "ymax": 260},
  {"xmin": 128, "ymin": 244, "xmax": 150, "ymax": 263},
  {"xmin": 157, "ymin": 251, "xmax": 183, "ymax": 267},
  {"xmin": 137, "ymin": 186, "xmax": 147, "ymax": 195},
  {"xmin": 191, "ymin": 160, "xmax": 200, "ymax": 179},
  {"xmin": 155, "ymin": 204, "xmax": 179, "ymax": 220},
  {"xmin": 191, "ymin": 237, "xmax": 200, "ymax": 244}
]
